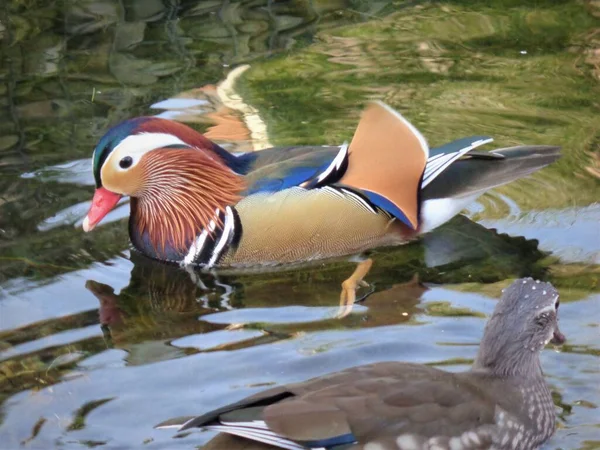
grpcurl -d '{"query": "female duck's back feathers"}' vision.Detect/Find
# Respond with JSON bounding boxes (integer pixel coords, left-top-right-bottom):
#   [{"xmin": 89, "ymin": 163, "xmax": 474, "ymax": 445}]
[{"xmin": 174, "ymin": 364, "xmax": 508, "ymax": 450}]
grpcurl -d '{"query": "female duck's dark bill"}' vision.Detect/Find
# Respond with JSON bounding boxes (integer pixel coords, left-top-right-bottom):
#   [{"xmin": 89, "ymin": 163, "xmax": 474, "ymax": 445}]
[
  {"xmin": 82, "ymin": 187, "xmax": 122, "ymax": 232},
  {"xmin": 551, "ymin": 329, "xmax": 566, "ymax": 345}
]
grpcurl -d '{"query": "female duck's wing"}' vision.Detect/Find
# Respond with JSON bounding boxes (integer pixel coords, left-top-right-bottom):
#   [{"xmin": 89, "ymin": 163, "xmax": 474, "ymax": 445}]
[
  {"xmin": 202, "ymin": 433, "xmax": 285, "ymax": 450},
  {"xmin": 157, "ymin": 362, "xmax": 502, "ymax": 450}
]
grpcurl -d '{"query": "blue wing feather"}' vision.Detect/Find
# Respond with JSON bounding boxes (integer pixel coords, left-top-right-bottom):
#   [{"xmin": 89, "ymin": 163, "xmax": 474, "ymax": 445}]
[
  {"xmin": 302, "ymin": 433, "xmax": 357, "ymax": 448},
  {"xmin": 244, "ymin": 163, "xmax": 332, "ymax": 195},
  {"xmin": 240, "ymin": 147, "xmax": 343, "ymax": 196},
  {"xmin": 360, "ymin": 190, "xmax": 414, "ymax": 230}
]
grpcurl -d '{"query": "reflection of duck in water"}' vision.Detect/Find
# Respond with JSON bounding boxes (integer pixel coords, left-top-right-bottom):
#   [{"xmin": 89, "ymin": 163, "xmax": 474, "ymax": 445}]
[
  {"xmin": 159, "ymin": 279, "xmax": 565, "ymax": 450},
  {"xmin": 334, "ymin": 274, "xmax": 427, "ymax": 321},
  {"xmin": 85, "ymin": 251, "xmax": 428, "ymax": 338},
  {"xmin": 84, "ymin": 256, "xmax": 228, "ymax": 347},
  {"xmin": 153, "ymin": 65, "xmax": 270, "ymax": 154},
  {"xmin": 81, "ymin": 101, "xmax": 559, "ymax": 308},
  {"xmin": 85, "ymin": 280, "xmax": 123, "ymax": 328}
]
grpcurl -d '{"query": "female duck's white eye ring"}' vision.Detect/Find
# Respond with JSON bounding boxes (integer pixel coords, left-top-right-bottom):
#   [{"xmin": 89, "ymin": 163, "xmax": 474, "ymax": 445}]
[{"xmin": 119, "ymin": 156, "xmax": 133, "ymax": 169}]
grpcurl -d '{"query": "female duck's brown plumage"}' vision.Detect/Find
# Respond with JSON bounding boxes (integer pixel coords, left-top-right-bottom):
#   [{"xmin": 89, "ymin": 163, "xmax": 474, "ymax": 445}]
[
  {"xmin": 82, "ymin": 101, "xmax": 560, "ymax": 269},
  {"xmin": 157, "ymin": 278, "xmax": 565, "ymax": 450}
]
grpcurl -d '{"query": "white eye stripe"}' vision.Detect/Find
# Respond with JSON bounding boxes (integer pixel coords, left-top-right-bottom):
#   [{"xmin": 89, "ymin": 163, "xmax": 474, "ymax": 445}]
[
  {"xmin": 114, "ymin": 132, "xmax": 187, "ymax": 163},
  {"xmin": 537, "ymin": 304, "xmax": 555, "ymax": 314},
  {"xmin": 102, "ymin": 132, "xmax": 188, "ymax": 183}
]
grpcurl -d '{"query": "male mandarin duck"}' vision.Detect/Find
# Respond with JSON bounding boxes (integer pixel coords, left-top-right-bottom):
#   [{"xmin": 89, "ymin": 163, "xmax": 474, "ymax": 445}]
[
  {"xmin": 157, "ymin": 278, "xmax": 565, "ymax": 450},
  {"xmin": 83, "ymin": 102, "xmax": 559, "ymax": 295}
]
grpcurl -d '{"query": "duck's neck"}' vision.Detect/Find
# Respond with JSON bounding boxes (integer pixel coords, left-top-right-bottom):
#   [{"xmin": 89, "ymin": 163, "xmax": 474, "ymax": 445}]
[
  {"xmin": 473, "ymin": 324, "xmax": 544, "ymax": 379},
  {"xmin": 130, "ymin": 149, "xmax": 245, "ymax": 257}
]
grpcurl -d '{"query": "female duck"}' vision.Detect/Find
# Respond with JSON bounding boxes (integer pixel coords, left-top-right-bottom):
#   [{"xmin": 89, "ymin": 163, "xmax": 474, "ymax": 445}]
[{"xmin": 158, "ymin": 278, "xmax": 566, "ymax": 450}]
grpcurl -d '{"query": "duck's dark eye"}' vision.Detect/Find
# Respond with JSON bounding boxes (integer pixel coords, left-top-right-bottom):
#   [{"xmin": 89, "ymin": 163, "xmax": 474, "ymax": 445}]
[
  {"xmin": 119, "ymin": 156, "xmax": 133, "ymax": 169},
  {"xmin": 555, "ymin": 299, "xmax": 560, "ymax": 310}
]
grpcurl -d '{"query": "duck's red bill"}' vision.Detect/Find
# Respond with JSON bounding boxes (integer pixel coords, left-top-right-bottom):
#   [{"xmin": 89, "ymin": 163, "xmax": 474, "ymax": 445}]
[{"xmin": 82, "ymin": 187, "xmax": 122, "ymax": 232}]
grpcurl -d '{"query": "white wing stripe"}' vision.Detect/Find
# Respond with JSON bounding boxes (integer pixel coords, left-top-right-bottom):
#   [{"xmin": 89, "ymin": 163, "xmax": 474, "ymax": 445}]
[
  {"xmin": 426, "ymin": 152, "xmax": 447, "ymax": 163},
  {"xmin": 423, "ymin": 153, "xmax": 454, "ymax": 178},
  {"xmin": 220, "ymin": 419, "xmax": 270, "ymax": 429},
  {"xmin": 207, "ymin": 206, "xmax": 234, "ymax": 267},
  {"xmin": 207, "ymin": 425, "xmax": 307, "ymax": 450},
  {"xmin": 422, "ymin": 138, "xmax": 494, "ymax": 188},
  {"xmin": 316, "ymin": 142, "xmax": 348, "ymax": 183},
  {"xmin": 340, "ymin": 188, "xmax": 376, "ymax": 214},
  {"xmin": 322, "ymin": 186, "xmax": 345, "ymax": 199}
]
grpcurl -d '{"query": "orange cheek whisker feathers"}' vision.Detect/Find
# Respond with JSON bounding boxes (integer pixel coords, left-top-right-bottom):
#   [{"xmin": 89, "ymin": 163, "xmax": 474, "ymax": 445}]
[{"xmin": 132, "ymin": 149, "xmax": 244, "ymax": 255}]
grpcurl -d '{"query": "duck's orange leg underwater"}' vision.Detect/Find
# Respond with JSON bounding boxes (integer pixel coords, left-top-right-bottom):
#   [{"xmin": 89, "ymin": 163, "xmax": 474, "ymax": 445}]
[{"xmin": 336, "ymin": 258, "xmax": 373, "ymax": 318}]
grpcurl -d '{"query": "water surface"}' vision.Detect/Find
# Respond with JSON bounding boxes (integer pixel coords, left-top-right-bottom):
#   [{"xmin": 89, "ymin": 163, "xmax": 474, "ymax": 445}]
[{"xmin": 1, "ymin": 1, "xmax": 599, "ymax": 449}]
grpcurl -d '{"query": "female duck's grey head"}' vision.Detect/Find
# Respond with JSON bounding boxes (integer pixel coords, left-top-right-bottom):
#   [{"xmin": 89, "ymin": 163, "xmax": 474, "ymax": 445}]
[{"xmin": 474, "ymin": 278, "xmax": 565, "ymax": 377}]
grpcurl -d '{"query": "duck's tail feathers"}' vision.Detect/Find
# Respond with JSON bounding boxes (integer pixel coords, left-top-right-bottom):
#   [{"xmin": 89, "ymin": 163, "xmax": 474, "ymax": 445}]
[
  {"xmin": 422, "ymin": 136, "xmax": 494, "ymax": 188},
  {"xmin": 422, "ymin": 145, "xmax": 561, "ymax": 202},
  {"xmin": 419, "ymin": 145, "xmax": 561, "ymax": 233}
]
